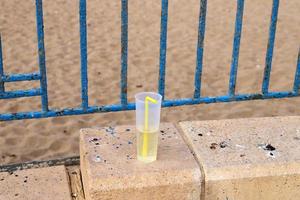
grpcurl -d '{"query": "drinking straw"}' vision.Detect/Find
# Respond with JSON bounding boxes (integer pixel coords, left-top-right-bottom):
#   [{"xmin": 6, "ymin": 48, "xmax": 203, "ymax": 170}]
[{"xmin": 142, "ymin": 96, "xmax": 158, "ymax": 157}]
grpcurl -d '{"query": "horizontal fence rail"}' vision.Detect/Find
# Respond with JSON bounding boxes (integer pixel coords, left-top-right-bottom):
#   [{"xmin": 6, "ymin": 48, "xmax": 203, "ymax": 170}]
[{"xmin": 0, "ymin": 0, "xmax": 299, "ymax": 121}]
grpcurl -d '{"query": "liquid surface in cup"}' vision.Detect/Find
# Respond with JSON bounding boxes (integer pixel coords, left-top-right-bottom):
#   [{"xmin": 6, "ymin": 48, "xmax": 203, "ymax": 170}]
[{"xmin": 137, "ymin": 129, "xmax": 158, "ymax": 163}]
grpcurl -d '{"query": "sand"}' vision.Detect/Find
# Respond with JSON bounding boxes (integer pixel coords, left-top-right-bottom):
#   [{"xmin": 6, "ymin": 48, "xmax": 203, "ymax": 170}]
[{"xmin": 0, "ymin": 0, "xmax": 299, "ymax": 165}]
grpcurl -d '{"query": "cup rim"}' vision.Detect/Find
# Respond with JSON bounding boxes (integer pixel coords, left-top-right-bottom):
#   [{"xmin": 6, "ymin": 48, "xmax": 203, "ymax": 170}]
[{"xmin": 135, "ymin": 92, "xmax": 162, "ymax": 103}]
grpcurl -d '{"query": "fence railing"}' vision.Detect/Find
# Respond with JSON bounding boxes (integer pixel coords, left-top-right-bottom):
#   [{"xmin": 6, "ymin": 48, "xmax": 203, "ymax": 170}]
[{"xmin": 0, "ymin": 0, "xmax": 299, "ymax": 121}]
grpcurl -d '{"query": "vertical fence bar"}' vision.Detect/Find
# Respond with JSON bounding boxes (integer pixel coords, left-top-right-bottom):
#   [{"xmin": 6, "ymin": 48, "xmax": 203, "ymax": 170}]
[
  {"xmin": 262, "ymin": 0, "xmax": 279, "ymax": 94},
  {"xmin": 194, "ymin": 0, "xmax": 207, "ymax": 99},
  {"xmin": 35, "ymin": 0, "xmax": 49, "ymax": 111},
  {"xmin": 293, "ymin": 48, "xmax": 300, "ymax": 94},
  {"xmin": 228, "ymin": 0, "xmax": 245, "ymax": 96},
  {"xmin": 158, "ymin": 0, "xmax": 169, "ymax": 100},
  {"xmin": 79, "ymin": 0, "xmax": 88, "ymax": 110},
  {"xmin": 120, "ymin": 0, "xmax": 128, "ymax": 105},
  {"xmin": 0, "ymin": 35, "xmax": 4, "ymax": 93}
]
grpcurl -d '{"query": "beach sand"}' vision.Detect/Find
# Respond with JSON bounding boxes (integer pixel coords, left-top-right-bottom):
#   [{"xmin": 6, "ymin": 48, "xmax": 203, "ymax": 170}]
[{"xmin": 0, "ymin": 0, "xmax": 299, "ymax": 164}]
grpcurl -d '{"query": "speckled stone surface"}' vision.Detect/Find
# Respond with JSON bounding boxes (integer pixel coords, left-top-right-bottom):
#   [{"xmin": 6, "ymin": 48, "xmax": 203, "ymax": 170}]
[
  {"xmin": 180, "ymin": 116, "xmax": 300, "ymax": 200},
  {"xmin": 0, "ymin": 166, "xmax": 71, "ymax": 200},
  {"xmin": 80, "ymin": 123, "xmax": 201, "ymax": 200}
]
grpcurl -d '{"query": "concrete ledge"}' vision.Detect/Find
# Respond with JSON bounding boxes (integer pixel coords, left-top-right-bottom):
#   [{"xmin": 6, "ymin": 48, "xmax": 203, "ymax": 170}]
[
  {"xmin": 180, "ymin": 116, "xmax": 300, "ymax": 200},
  {"xmin": 80, "ymin": 123, "xmax": 201, "ymax": 200},
  {"xmin": 0, "ymin": 165, "xmax": 71, "ymax": 200}
]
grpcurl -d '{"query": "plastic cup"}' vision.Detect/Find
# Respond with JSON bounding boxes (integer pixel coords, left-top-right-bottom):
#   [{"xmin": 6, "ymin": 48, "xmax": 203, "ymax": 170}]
[{"xmin": 135, "ymin": 92, "xmax": 162, "ymax": 163}]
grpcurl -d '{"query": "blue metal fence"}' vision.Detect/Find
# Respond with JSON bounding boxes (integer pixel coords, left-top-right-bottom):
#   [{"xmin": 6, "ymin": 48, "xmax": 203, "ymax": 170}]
[{"xmin": 0, "ymin": 0, "xmax": 299, "ymax": 121}]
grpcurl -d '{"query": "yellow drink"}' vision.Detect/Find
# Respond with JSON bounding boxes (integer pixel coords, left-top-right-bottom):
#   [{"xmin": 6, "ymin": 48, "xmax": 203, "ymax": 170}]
[{"xmin": 137, "ymin": 129, "xmax": 158, "ymax": 163}]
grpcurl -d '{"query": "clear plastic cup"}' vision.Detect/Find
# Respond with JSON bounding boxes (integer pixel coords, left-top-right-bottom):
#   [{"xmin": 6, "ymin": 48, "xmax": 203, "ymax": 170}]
[{"xmin": 135, "ymin": 92, "xmax": 162, "ymax": 163}]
